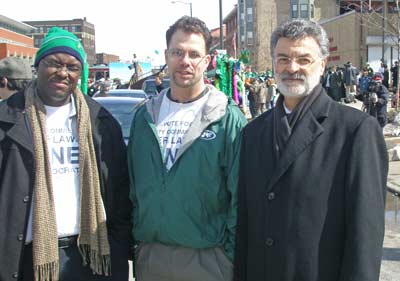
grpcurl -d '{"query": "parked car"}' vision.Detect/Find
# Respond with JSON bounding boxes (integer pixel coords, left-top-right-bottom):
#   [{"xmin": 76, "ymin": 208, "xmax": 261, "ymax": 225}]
[
  {"xmin": 142, "ymin": 78, "xmax": 170, "ymax": 97},
  {"xmin": 93, "ymin": 89, "xmax": 148, "ymax": 99},
  {"xmin": 94, "ymin": 97, "xmax": 145, "ymax": 144}
]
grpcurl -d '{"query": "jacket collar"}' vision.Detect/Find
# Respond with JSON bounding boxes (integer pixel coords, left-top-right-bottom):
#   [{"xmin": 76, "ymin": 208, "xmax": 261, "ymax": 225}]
[
  {"xmin": 143, "ymin": 85, "xmax": 229, "ymax": 169},
  {"xmin": 145, "ymin": 85, "xmax": 228, "ymax": 124}
]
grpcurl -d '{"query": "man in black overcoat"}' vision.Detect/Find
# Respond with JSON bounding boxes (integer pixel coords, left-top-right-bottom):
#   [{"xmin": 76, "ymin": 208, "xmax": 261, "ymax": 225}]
[{"xmin": 234, "ymin": 19, "xmax": 388, "ymax": 281}]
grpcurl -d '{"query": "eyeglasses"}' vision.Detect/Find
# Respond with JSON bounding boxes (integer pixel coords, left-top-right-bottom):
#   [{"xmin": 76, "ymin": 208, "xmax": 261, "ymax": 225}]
[
  {"xmin": 274, "ymin": 56, "xmax": 319, "ymax": 68},
  {"xmin": 41, "ymin": 59, "xmax": 82, "ymax": 75},
  {"xmin": 167, "ymin": 48, "xmax": 206, "ymax": 62}
]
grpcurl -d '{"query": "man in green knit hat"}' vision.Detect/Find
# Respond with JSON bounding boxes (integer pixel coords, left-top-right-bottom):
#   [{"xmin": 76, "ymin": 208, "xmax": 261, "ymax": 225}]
[{"xmin": 0, "ymin": 27, "xmax": 132, "ymax": 281}]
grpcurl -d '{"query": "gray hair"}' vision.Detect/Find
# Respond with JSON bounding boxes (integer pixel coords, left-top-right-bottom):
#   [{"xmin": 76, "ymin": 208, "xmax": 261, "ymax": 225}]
[{"xmin": 270, "ymin": 19, "xmax": 329, "ymax": 59}]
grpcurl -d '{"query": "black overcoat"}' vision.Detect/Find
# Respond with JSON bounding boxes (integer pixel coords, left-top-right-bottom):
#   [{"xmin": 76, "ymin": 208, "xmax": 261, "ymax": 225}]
[
  {"xmin": 234, "ymin": 89, "xmax": 388, "ymax": 281},
  {"xmin": 0, "ymin": 91, "xmax": 132, "ymax": 281}
]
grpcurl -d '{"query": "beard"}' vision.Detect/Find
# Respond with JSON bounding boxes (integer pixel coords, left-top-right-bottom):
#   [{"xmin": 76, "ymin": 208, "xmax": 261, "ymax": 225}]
[{"xmin": 276, "ymin": 70, "xmax": 321, "ymax": 98}]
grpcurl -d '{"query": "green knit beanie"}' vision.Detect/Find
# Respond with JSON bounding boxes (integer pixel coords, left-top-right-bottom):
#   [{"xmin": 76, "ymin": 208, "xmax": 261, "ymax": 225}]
[{"xmin": 34, "ymin": 27, "xmax": 88, "ymax": 95}]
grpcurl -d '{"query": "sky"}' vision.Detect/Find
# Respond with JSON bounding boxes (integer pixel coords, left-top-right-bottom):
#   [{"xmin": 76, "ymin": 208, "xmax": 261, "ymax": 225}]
[{"xmin": 3, "ymin": 0, "xmax": 237, "ymax": 63}]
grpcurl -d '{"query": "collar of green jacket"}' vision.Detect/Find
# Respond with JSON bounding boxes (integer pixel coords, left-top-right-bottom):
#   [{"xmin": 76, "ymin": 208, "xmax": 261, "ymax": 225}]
[{"xmin": 145, "ymin": 85, "xmax": 228, "ymax": 124}]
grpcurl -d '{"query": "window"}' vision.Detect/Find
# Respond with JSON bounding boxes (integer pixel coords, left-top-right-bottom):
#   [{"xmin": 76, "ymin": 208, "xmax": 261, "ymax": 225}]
[
  {"xmin": 300, "ymin": 4, "xmax": 309, "ymax": 18},
  {"xmin": 292, "ymin": 4, "xmax": 298, "ymax": 18},
  {"xmin": 247, "ymin": 7, "xmax": 253, "ymax": 22},
  {"xmin": 247, "ymin": 31, "xmax": 253, "ymax": 46}
]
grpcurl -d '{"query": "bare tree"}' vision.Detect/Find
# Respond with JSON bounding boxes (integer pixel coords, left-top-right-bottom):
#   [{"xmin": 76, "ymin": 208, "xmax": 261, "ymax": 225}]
[{"xmin": 338, "ymin": 0, "xmax": 399, "ymax": 109}]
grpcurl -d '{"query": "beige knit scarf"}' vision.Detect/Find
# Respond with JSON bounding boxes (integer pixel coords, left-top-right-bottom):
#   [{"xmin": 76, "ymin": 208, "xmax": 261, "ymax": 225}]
[{"xmin": 25, "ymin": 80, "xmax": 111, "ymax": 281}]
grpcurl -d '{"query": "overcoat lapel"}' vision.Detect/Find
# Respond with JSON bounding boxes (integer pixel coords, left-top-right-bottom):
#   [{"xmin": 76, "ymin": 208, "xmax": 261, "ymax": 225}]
[
  {"xmin": 6, "ymin": 118, "xmax": 34, "ymax": 154},
  {"xmin": 0, "ymin": 95, "xmax": 34, "ymax": 154},
  {"xmin": 266, "ymin": 91, "xmax": 331, "ymax": 192}
]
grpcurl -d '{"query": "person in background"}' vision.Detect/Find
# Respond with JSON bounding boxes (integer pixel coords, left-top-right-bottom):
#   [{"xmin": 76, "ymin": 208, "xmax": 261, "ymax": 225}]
[
  {"xmin": 155, "ymin": 74, "xmax": 164, "ymax": 94},
  {"xmin": 391, "ymin": 61, "xmax": 399, "ymax": 90},
  {"xmin": 96, "ymin": 80, "xmax": 111, "ymax": 97},
  {"xmin": 255, "ymin": 77, "xmax": 268, "ymax": 116},
  {"xmin": 0, "ymin": 27, "xmax": 131, "ymax": 281},
  {"xmin": 364, "ymin": 74, "xmax": 389, "ymax": 128},
  {"xmin": 357, "ymin": 67, "xmax": 371, "ymax": 99},
  {"xmin": 112, "ymin": 78, "xmax": 122, "ymax": 89},
  {"xmin": 321, "ymin": 66, "xmax": 331, "ymax": 94},
  {"xmin": 365, "ymin": 63, "xmax": 374, "ymax": 77},
  {"xmin": 131, "ymin": 53, "xmax": 138, "ymax": 75},
  {"xmin": 328, "ymin": 65, "xmax": 344, "ymax": 102},
  {"xmin": 128, "ymin": 73, "xmax": 138, "ymax": 89},
  {"xmin": 266, "ymin": 77, "xmax": 278, "ymax": 110},
  {"xmin": 128, "ymin": 16, "xmax": 247, "ymax": 281},
  {"xmin": 235, "ymin": 19, "xmax": 387, "ymax": 281},
  {"xmin": 343, "ymin": 61, "xmax": 359, "ymax": 103},
  {"xmin": 382, "ymin": 64, "xmax": 390, "ymax": 89},
  {"xmin": 0, "ymin": 57, "xmax": 32, "ymax": 101},
  {"xmin": 378, "ymin": 61, "xmax": 385, "ymax": 75},
  {"xmin": 245, "ymin": 77, "xmax": 257, "ymax": 119}
]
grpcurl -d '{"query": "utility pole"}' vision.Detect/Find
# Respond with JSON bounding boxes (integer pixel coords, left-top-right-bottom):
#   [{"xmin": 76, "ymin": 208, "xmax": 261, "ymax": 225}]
[
  {"xmin": 382, "ymin": 0, "xmax": 387, "ymax": 63},
  {"xmin": 219, "ymin": 0, "xmax": 224, "ymax": 49},
  {"xmin": 396, "ymin": 0, "xmax": 400, "ymax": 109}
]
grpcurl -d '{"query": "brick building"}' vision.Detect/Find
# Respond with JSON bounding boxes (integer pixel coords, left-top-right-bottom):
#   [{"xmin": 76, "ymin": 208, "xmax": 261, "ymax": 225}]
[
  {"xmin": 0, "ymin": 15, "xmax": 37, "ymax": 65},
  {"xmin": 223, "ymin": 5, "xmax": 238, "ymax": 58},
  {"xmin": 237, "ymin": 0, "xmax": 340, "ymax": 71},
  {"xmin": 23, "ymin": 18, "xmax": 97, "ymax": 66},
  {"xmin": 234, "ymin": 0, "xmax": 399, "ymax": 72},
  {"xmin": 96, "ymin": 53, "xmax": 120, "ymax": 65},
  {"xmin": 320, "ymin": 1, "xmax": 400, "ymax": 71}
]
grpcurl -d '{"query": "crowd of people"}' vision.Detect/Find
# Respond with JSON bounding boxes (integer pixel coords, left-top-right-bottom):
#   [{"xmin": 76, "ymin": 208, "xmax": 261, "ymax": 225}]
[
  {"xmin": 0, "ymin": 16, "xmax": 390, "ymax": 281},
  {"xmin": 321, "ymin": 61, "xmax": 396, "ymax": 127},
  {"xmin": 245, "ymin": 75, "xmax": 279, "ymax": 118}
]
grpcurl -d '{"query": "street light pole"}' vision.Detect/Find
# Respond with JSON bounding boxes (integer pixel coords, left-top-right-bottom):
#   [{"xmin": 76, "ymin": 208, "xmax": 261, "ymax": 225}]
[
  {"xmin": 396, "ymin": 0, "xmax": 400, "ymax": 109},
  {"xmin": 219, "ymin": 0, "xmax": 223, "ymax": 49},
  {"xmin": 171, "ymin": 1, "xmax": 193, "ymax": 17}
]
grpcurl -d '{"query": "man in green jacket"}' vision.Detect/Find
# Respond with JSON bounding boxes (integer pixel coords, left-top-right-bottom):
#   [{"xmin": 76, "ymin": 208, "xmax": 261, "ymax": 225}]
[{"xmin": 128, "ymin": 16, "xmax": 247, "ymax": 281}]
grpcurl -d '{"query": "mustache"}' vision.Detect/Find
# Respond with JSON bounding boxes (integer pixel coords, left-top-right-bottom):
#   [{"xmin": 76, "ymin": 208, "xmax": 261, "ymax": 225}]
[
  {"xmin": 279, "ymin": 72, "xmax": 306, "ymax": 80},
  {"xmin": 50, "ymin": 78, "xmax": 69, "ymax": 84}
]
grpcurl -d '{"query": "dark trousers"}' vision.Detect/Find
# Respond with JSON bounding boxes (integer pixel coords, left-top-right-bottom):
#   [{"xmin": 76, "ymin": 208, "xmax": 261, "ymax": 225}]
[{"xmin": 21, "ymin": 242, "xmax": 128, "ymax": 281}]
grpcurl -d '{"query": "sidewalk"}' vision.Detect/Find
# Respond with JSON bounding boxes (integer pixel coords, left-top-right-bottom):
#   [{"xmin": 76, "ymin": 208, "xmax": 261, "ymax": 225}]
[
  {"xmin": 387, "ymin": 160, "xmax": 400, "ymax": 194},
  {"xmin": 381, "ymin": 160, "xmax": 400, "ymax": 281}
]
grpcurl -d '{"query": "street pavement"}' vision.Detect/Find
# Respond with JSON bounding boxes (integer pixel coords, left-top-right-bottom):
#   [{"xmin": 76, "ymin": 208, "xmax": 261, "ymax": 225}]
[{"xmin": 381, "ymin": 160, "xmax": 400, "ymax": 281}]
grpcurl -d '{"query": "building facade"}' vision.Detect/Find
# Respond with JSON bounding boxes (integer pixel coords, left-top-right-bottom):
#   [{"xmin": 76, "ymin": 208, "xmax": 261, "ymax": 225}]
[
  {"xmin": 223, "ymin": 5, "xmax": 238, "ymax": 58},
  {"xmin": 236, "ymin": 0, "xmax": 399, "ymax": 72},
  {"xmin": 96, "ymin": 53, "xmax": 120, "ymax": 65},
  {"xmin": 23, "ymin": 18, "xmax": 96, "ymax": 66},
  {"xmin": 323, "ymin": 0, "xmax": 400, "ymax": 71},
  {"xmin": 237, "ymin": 0, "xmax": 340, "ymax": 71},
  {"xmin": 0, "ymin": 15, "xmax": 37, "ymax": 65}
]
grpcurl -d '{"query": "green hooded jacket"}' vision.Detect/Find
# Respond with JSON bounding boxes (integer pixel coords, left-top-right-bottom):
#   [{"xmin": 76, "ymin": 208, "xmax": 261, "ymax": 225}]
[{"xmin": 127, "ymin": 85, "xmax": 247, "ymax": 261}]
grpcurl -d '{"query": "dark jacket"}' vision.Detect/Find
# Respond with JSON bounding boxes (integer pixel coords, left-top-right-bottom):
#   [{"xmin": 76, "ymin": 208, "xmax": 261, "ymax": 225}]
[
  {"xmin": 343, "ymin": 64, "xmax": 359, "ymax": 85},
  {"xmin": 365, "ymin": 83, "xmax": 389, "ymax": 128},
  {"xmin": 234, "ymin": 89, "xmax": 388, "ymax": 281},
  {"xmin": 0, "ymin": 91, "xmax": 132, "ymax": 281}
]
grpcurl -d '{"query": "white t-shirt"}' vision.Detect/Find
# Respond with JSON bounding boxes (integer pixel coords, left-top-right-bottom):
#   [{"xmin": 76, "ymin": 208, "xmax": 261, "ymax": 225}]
[
  {"xmin": 26, "ymin": 98, "xmax": 80, "ymax": 242},
  {"xmin": 157, "ymin": 91, "xmax": 209, "ymax": 170}
]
